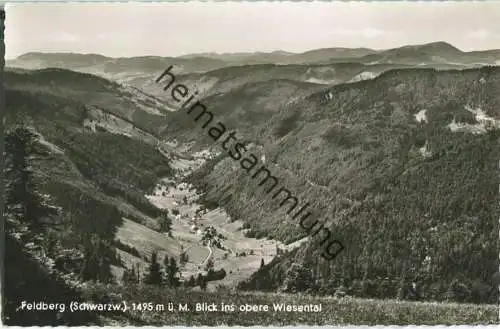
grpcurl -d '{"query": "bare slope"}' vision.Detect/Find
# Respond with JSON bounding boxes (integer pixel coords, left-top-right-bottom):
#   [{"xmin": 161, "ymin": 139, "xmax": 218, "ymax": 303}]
[{"xmin": 5, "ymin": 69, "xmax": 170, "ymax": 134}]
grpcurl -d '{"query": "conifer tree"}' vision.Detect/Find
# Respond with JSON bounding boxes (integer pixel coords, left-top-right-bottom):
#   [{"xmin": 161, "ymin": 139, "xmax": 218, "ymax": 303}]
[
  {"xmin": 204, "ymin": 257, "xmax": 214, "ymax": 272},
  {"xmin": 80, "ymin": 105, "xmax": 89, "ymax": 126},
  {"xmin": 281, "ymin": 262, "xmax": 314, "ymax": 293},
  {"xmin": 144, "ymin": 251, "xmax": 162, "ymax": 285},
  {"xmin": 133, "ymin": 263, "xmax": 141, "ymax": 284},
  {"xmin": 185, "ymin": 275, "xmax": 196, "ymax": 287},
  {"xmin": 200, "ymin": 277, "xmax": 207, "ymax": 291},
  {"xmin": 122, "ymin": 263, "xmax": 141, "ymax": 285},
  {"xmin": 179, "ymin": 246, "xmax": 189, "ymax": 265},
  {"xmin": 80, "ymin": 234, "xmax": 113, "ymax": 283},
  {"xmin": 157, "ymin": 210, "xmax": 172, "ymax": 237},
  {"xmin": 121, "ymin": 268, "xmax": 130, "ymax": 285},
  {"xmin": 5, "ymin": 126, "xmax": 56, "ymax": 229},
  {"xmin": 164, "ymin": 255, "xmax": 180, "ymax": 287},
  {"xmin": 196, "ymin": 273, "xmax": 207, "ymax": 291}
]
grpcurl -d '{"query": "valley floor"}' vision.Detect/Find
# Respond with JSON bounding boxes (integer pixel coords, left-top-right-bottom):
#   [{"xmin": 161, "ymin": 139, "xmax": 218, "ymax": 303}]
[
  {"xmin": 113, "ymin": 147, "xmax": 293, "ymax": 289},
  {"xmin": 107, "ymin": 142, "xmax": 498, "ymax": 325},
  {"xmin": 103, "ymin": 146, "xmax": 498, "ymax": 326}
]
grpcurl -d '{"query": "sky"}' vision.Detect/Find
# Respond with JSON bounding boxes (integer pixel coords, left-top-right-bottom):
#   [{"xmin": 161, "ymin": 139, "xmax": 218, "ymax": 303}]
[{"xmin": 5, "ymin": 1, "xmax": 500, "ymax": 59}]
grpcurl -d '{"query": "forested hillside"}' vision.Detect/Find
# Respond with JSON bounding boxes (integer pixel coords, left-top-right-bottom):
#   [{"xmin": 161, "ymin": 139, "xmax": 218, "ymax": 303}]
[
  {"xmin": 184, "ymin": 66, "xmax": 500, "ymax": 303},
  {"xmin": 3, "ymin": 56, "xmax": 499, "ymax": 326},
  {"xmin": 3, "ymin": 69, "xmax": 175, "ymax": 325}
]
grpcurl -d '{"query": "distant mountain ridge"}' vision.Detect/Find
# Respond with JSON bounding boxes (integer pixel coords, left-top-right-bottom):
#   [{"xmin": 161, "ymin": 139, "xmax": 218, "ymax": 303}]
[
  {"xmin": 7, "ymin": 42, "xmax": 499, "ymax": 103},
  {"xmin": 359, "ymin": 42, "xmax": 500, "ymax": 66},
  {"xmin": 177, "ymin": 47, "xmax": 377, "ymax": 64},
  {"xmin": 11, "ymin": 41, "xmax": 500, "ymax": 67}
]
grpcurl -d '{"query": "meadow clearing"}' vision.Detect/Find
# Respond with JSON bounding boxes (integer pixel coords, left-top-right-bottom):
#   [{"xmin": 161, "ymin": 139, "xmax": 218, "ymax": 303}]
[{"xmin": 90, "ymin": 284, "xmax": 499, "ymax": 325}]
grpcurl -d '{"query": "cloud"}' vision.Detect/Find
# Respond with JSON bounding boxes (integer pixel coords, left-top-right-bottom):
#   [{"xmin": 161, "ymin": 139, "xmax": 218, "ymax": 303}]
[
  {"xmin": 465, "ymin": 29, "xmax": 492, "ymax": 40},
  {"xmin": 45, "ymin": 32, "xmax": 78, "ymax": 43},
  {"xmin": 328, "ymin": 28, "xmax": 386, "ymax": 39}
]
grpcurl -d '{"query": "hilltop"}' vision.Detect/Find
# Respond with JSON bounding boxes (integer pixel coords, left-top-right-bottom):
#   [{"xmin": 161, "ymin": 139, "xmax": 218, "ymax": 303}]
[
  {"xmin": 7, "ymin": 42, "xmax": 499, "ymax": 92},
  {"xmin": 357, "ymin": 42, "xmax": 500, "ymax": 66},
  {"xmin": 7, "ymin": 42, "xmax": 498, "ymax": 115},
  {"xmin": 178, "ymin": 47, "xmax": 376, "ymax": 64}
]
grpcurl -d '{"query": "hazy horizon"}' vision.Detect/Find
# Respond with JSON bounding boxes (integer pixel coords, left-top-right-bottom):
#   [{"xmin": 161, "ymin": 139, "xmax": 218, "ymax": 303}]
[
  {"xmin": 5, "ymin": 2, "xmax": 500, "ymax": 60},
  {"xmin": 9, "ymin": 40, "xmax": 500, "ymax": 60}
]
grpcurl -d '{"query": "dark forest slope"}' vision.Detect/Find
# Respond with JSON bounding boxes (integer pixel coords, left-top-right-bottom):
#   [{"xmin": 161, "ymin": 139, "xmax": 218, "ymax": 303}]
[
  {"xmin": 3, "ymin": 70, "xmax": 175, "ymax": 324},
  {"xmin": 185, "ymin": 66, "xmax": 500, "ymax": 303}
]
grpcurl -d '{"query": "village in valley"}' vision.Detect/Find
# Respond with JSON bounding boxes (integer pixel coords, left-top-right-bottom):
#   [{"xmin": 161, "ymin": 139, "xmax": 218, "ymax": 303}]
[{"xmin": 133, "ymin": 148, "xmax": 289, "ymax": 291}]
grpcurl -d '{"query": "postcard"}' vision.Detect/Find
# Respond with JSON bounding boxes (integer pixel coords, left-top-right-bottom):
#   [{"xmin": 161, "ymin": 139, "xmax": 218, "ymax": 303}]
[{"xmin": 1, "ymin": 1, "xmax": 499, "ymax": 326}]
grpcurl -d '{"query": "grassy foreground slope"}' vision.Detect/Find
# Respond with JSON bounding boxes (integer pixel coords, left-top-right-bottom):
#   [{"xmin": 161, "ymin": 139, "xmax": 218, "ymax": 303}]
[{"xmin": 87, "ymin": 284, "xmax": 497, "ymax": 325}]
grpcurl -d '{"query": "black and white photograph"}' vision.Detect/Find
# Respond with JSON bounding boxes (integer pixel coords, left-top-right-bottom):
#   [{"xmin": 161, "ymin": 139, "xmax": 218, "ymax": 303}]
[{"xmin": 1, "ymin": 1, "xmax": 499, "ymax": 325}]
